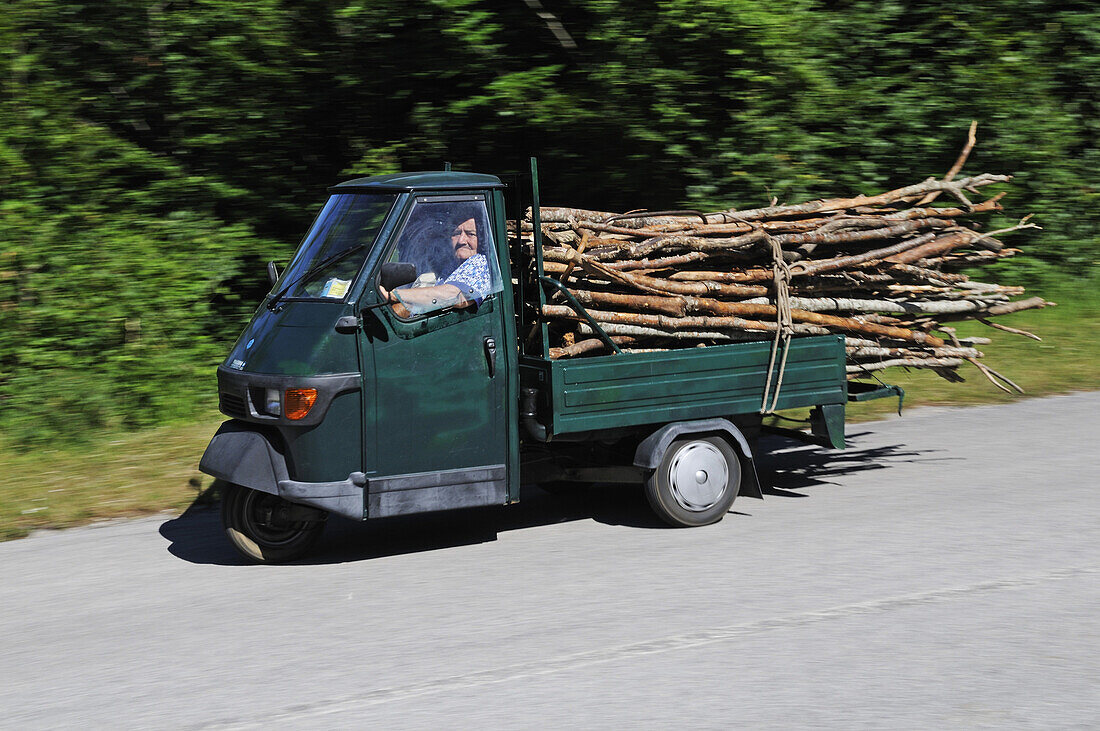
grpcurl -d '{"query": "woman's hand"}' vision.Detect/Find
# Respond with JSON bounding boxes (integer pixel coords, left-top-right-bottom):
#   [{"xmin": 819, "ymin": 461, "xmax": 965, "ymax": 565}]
[{"xmin": 376, "ymin": 284, "xmax": 412, "ymax": 317}]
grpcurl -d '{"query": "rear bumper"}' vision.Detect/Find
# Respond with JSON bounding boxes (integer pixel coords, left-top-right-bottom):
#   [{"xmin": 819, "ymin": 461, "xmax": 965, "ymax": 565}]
[{"xmin": 847, "ymin": 380, "xmax": 905, "ymax": 414}]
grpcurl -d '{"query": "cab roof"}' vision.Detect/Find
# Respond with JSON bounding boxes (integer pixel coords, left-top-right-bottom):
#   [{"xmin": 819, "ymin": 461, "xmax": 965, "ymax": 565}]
[{"xmin": 331, "ymin": 171, "xmax": 504, "ymax": 192}]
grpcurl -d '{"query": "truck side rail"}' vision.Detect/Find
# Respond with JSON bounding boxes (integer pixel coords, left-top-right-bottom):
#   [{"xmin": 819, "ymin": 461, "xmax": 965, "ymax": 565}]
[{"xmin": 538, "ymin": 275, "xmax": 623, "ymax": 355}]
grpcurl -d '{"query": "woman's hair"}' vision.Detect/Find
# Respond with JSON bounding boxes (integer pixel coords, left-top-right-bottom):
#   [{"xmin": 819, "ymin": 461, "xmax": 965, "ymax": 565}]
[
  {"xmin": 395, "ymin": 200, "xmax": 494, "ymax": 280},
  {"xmin": 447, "ymin": 203, "xmax": 485, "ymax": 231}
]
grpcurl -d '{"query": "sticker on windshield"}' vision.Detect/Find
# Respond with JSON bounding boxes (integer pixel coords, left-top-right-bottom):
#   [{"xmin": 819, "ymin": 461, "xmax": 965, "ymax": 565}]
[{"xmin": 320, "ymin": 278, "xmax": 351, "ymax": 298}]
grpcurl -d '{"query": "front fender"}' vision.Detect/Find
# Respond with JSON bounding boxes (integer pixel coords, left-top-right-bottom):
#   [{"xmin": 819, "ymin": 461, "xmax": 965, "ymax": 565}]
[
  {"xmin": 199, "ymin": 420, "xmax": 288, "ymax": 495},
  {"xmin": 199, "ymin": 420, "xmax": 366, "ymax": 520}
]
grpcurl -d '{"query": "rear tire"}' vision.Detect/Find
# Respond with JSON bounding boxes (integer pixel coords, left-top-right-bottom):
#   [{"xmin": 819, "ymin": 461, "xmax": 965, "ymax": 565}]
[
  {"xmin": 645, "ymin": 436, "xmax": 741, "ymax": 527},
  {"xmin": 220, "ymin": 483, "xmax": 326, "ymax": 563}
]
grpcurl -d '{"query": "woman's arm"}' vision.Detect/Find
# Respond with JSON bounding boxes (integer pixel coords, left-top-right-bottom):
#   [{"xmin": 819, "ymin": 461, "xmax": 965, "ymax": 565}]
[{"xmin": 379, "ymin": 283, "xmax": 469, "ymax": 316}]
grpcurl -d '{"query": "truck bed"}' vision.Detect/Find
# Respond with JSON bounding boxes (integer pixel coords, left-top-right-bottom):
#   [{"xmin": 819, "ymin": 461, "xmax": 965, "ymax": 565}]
[{"xmin": 520, "ymin": 334, "xmax": 848, "ymax": 439}]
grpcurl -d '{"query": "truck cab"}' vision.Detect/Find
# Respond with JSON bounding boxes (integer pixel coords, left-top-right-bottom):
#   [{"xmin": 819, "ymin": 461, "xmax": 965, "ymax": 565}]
[{"xmin": 202, "ymin": 172, "xmax": 519, "ymax": 560}]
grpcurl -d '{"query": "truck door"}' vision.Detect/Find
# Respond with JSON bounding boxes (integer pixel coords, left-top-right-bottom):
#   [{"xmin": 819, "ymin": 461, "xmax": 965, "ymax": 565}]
[{"xmin": 361, "ymin": 193, "xmax": 509, "ymax": 518}]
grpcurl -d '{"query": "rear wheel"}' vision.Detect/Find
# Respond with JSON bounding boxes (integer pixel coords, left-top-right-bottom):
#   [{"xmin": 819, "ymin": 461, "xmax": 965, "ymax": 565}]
[
  {"xmin": 645, "ymin": 436, "xmax": 741, "ymax": 527},
  {"xmin": 220, "ymin": 483, "xmax": 326, "ymax": 563}
]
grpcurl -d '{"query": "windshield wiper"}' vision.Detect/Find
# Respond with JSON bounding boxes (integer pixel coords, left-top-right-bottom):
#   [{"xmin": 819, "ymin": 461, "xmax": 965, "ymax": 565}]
[{"xmin": 267, "ymin": 243, "xmax": 367, "ymax": 311}]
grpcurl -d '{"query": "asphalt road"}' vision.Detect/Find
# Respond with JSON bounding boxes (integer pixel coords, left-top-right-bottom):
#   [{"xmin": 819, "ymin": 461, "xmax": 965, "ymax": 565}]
[{"xmin": 3, "ymin": 393, "xmax": 1098, "ymax": 729}]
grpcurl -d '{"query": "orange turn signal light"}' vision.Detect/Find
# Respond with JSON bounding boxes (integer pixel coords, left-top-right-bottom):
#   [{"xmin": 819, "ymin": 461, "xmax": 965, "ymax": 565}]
[{"xmin": 284, "ymin": 388, "xmax": 318, "ymax": 420}]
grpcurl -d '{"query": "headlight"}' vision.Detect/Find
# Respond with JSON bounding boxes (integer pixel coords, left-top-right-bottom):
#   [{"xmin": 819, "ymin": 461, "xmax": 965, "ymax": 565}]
[{"xmin": 264, "ymin": 388, "xmax": 282, "ymax": 417}]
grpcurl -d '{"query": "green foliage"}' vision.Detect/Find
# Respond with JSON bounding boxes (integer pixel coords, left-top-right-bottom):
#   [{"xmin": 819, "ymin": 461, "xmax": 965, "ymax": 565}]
[{"xmin": 1, "ymin": 0, "xmax": 1097, "ymax": 444}]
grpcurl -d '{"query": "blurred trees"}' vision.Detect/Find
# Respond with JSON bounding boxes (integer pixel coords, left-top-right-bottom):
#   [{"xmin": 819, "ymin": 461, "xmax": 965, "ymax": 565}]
[{"xmin": 1, "ymin": 0, "xmax": 1097, "ymax": 443}]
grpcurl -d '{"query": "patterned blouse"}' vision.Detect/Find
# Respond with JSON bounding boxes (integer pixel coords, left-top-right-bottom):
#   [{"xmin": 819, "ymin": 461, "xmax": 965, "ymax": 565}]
[{"xmin": 444, "ymin": 254, "xmax": 493, "ymax": 301}]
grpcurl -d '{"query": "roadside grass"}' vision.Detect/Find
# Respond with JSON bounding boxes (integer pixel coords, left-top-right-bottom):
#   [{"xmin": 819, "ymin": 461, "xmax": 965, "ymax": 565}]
[
  {"xmin": 1, "ymin": 284, "xmax": 1096, "ymax": 541},
  {"xmin": 0, "ymin": 412, "xmax": 226, "ymax": 541}
]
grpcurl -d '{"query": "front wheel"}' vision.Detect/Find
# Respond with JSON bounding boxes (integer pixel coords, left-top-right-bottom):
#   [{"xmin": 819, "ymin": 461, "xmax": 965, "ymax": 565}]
[
  {"xmin": 645, "ymin": 436, "xmax": 741, "ymax": 527},
  {"xmin": 220, "ymin": 483, "xmax": 326, "ymax": 563}
]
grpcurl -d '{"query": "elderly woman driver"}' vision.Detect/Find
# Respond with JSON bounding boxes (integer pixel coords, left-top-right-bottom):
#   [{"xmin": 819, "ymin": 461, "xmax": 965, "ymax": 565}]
[{"xmin": 380, "ymin": 207, "xmax": 493, "ymax": 315}]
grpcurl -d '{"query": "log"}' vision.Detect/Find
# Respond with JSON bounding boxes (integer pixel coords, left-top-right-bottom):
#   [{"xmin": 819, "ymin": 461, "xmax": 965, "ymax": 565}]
[
  {"xmin": 608, "ymin": 252, "xmax": 712, "ymax": 270},
  {"xmin": 580, "ymin": 259, "xmax": 769, "ymax": 298},
  {"xmin": 847, "ymin": 357, "xmax": 965, "ymax": 373},
  {"xmin": 709, "ymin": 174, "xmax": 1010, "ymax": 221},
  {"xmin": 575, "ymin": 322, "xmax": 786, "ymax": 342},
  {"xmin": 741, "ymin": 295, "xmax": 1020, "ymax": 316},
  {"xmin": 847, "ymin": 345, "xmax": 983, "ymax": 359},
  {"xmin": 547, "ymin": 298, "xmax": 946, "ymax": 347},
  {"xmin": 885, "ymin": 231, "xmax": 974, "ymax": 264},
  {"xmin": 549, "ymin": 335, "xmax": 637, "ymax": 359},
  {"xmin": 789, "ymin": 232, "xmax": 943, "ymax": 278}
]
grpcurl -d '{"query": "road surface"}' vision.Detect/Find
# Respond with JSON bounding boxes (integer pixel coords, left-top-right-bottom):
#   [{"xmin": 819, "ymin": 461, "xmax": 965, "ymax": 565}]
[{"xmin": 2, "ymin": 393, "xmax": 1098, "ymax": 728}]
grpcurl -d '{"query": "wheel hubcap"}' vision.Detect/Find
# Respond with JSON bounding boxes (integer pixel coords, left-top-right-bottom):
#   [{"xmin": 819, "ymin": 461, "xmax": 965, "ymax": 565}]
[
  {"xmin": 242, "ymin": 491, "xmax": 311, "ymax": 546},
  {"xmin": 667, "ymin": 442, "xmax": 729, "ymax": 511}
]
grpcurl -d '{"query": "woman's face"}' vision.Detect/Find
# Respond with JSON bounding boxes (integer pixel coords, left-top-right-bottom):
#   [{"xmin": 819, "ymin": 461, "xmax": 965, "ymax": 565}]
[{"xmin": 450, "ymin": 218, "xmax": 478, "ymax": 261}]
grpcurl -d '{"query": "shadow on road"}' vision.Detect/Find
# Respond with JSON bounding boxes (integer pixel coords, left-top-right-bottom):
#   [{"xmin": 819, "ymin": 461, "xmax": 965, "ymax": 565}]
[
  {"xmin": 756, "ymin": 432, "xmax": 943, "ymax": 496},
  {"xmin": 158, "ymin": 481, "xmax": 662, "ymax": 566},
  {"xmin": 160, "ymin": 432, "xmax": 939, "ymax": 566}
]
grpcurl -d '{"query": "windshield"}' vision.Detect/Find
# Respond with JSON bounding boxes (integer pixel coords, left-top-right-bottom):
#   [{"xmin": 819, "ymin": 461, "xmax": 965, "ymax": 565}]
[{"xmin": 274, "ymin": 192, "xmax": 397, "ymax": 301}]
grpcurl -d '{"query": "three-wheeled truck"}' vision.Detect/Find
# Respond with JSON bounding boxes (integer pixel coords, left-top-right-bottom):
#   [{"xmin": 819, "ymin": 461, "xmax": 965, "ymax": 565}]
[{"xmin": 200, "ymin": 162, "xmax": 900, "ymax": 562}]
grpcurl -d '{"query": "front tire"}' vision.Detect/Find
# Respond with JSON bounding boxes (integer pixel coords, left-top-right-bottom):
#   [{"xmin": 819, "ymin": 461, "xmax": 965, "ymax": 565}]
[
  {"xmin": 220, "ymin": 483, "xmax": 326, "ymax": 563},
  {"xmin": 645, "ymin": 436, "xmax": 741, "ymax": 527}
]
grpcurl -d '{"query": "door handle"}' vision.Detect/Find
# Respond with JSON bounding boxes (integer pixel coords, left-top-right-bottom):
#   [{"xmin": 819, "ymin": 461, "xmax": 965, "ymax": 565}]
[{"xmin": 483, "ymin": 336, "xmax": 497, "ymax": 378}]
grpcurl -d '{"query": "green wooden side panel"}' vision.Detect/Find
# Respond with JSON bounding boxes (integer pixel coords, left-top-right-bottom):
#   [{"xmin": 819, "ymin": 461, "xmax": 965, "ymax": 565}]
[{"xmin": 526, "ymin": 335, "xmax": 846, "ymax": 437}]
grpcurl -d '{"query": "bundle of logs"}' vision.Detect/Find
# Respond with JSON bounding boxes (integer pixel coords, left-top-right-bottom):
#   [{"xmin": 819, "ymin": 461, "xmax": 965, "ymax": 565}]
[{"xmin": 525, "ymin": 130, "xmax": 1053, "ymax": 393}]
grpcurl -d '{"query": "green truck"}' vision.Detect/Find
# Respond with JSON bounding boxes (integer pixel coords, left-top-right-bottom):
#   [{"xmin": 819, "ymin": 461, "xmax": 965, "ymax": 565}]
[{"xmin": 199, "ymin": 162, "xmax": 898, "ymax": 563}]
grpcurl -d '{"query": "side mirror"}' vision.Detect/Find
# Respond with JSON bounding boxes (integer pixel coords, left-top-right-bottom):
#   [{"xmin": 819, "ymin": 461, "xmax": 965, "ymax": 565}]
[
  {"xmin": 379, "ymin": 262, "xmax": 417, "ymax": 292},
  {"xmin": 266, "ymin": 260, "xmax": 281, "ymax": 286}
]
